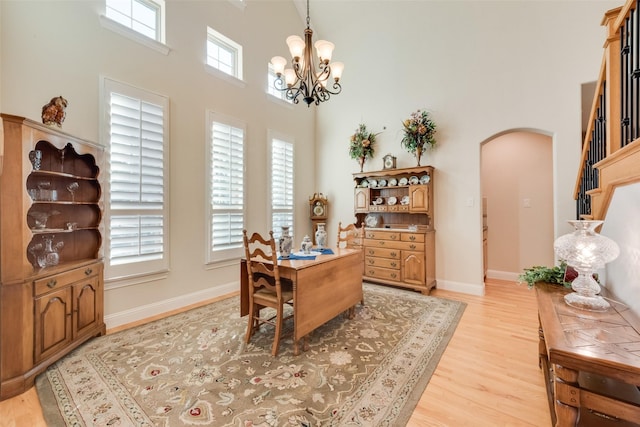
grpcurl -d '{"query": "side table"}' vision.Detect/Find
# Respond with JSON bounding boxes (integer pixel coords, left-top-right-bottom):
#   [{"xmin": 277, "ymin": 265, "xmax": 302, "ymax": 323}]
[{"xmin": 536, "ymin": 282, "xmax": 640, "ymax": 426}]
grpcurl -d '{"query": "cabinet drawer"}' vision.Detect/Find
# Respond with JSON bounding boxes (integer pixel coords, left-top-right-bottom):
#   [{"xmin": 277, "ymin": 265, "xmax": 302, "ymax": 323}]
[
  {"xmin": 364, "ymin": 246, "xmax": 401, "ymax": 259},
  {"xmin": 365, "ymin": 256, "xmax": 400, "ymax": 269},
  {"xmin": 34, "ymin": 265, "xmax": 98, "ymax": 297},
  {"xmin": 401, "ymin": 233, "xmax": 425, "ymax": 243},
  {"xmin": 365, "ymin": 230, "xmax": 400, "ymax": 241},
  {"xmin": 365, "ymin": 266, "xmax": 401, "ymax": 282},
  {"xmin": 365, "ymin": 239, "xmax": 423, "ymax": 251}
]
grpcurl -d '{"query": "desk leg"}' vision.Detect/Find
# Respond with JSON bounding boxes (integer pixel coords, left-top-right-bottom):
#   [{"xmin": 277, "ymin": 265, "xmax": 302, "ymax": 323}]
[{"xmin": 553, "ymin": 364, "xmax": 579, "ymax": 427}]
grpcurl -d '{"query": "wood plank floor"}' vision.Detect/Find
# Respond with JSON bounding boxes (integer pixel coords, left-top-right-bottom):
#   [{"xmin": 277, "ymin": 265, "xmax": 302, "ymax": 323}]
[{"xmin": 0, "ymin": 278, "xmax": 549, "ymax": 426}]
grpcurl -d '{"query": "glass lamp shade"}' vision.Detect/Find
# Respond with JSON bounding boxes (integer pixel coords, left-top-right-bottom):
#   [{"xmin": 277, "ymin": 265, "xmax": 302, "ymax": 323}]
[
  {"xmin": 286, "ymin": 35, "xmax": 305, "ymax": 59},
  {"xmin": 553, "ymin": 220, "xmax": 620, "ymax": 311},
  {"xmin": 330, "ymin": 61, "xmax": 344, "ymax": 81},
  {"xmin": 314, "ymin": 39, "xmax": 334, "ymax": 62},
  {"xmin": 270, "ymin": 56, "xmax": 287, "ymax": 75}
]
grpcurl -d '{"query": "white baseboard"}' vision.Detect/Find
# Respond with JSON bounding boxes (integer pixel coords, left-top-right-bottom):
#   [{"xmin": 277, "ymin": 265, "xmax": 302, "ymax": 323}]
[
  {"xmin": 104, "ymin": 281, "xmax": 239, "ymax": 330},
  {"xmin": 486, "ymin": 270, "xmax": 520, "ymax": 282},
  {"xmin": 436, "ymin": 279, "xmax": 485, "ymax": 296}
]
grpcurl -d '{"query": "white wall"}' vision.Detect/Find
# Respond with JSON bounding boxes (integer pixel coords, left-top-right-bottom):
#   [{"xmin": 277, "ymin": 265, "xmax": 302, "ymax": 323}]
[
  {"xmin": 313, "ymin": 0, "xmax": 619, "ymax": 294},
  {"xmin": 0, "ymin": 0, "xmax": 318, "ymax": 325},
  {"xmin": 601, "ymin": 184, "xmax": 640, "ymax": 317}
]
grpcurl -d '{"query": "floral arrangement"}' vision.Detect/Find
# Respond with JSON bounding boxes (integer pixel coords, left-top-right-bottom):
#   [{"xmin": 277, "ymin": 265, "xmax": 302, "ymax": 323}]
[
  {"xmin": 401, "ymin": 109, "xmax": 437, "ymax": 155},
  {"xmin": 349, "ymin": 123, "xmax": 378, "ymax": 161}
]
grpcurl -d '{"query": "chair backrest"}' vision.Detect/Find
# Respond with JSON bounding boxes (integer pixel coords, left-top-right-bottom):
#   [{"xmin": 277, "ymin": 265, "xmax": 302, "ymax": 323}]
[
  {"xmin": 243, "ymin": 230, "xmax": 283, "ymax": 296},
  {"xmin": 337, "ymin": 222, "xmax": 364, "ymax": 249}
]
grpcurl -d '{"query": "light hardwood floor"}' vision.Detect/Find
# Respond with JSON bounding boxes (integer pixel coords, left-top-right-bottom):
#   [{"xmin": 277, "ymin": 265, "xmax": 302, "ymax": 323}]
[{"xmin": 0, "ymin": 278, "xmax": 550, "ymax": 426}]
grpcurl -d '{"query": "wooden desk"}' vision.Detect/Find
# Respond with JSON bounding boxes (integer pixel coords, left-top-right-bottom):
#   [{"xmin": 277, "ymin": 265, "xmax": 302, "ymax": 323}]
[
  {"xmin": 536, "ymin": 283, "xmax": 640, "ymax": 426},
  {"xmin": 240, "ymin": 248, "xmax": 363, "ymax": 355}
]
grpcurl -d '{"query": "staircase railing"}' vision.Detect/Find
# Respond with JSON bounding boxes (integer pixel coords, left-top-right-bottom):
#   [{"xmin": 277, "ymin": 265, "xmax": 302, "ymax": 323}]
[{"xmin": 574, "ymin": 0, "xmax": 640, "ymax": 220}]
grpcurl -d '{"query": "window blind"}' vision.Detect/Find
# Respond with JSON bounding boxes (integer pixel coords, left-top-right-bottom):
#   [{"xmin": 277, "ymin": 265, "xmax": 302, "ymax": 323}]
[
  {"xmin": 210, "ymin": 121, "xmax": 244, "ymax": 253},
  {"xmin": 109, "ymin": 92, "xmax": 165, "ymax": 266},
  {"xmin": 271, "ymin": 138, "xmax": 294, "ymax": 234}
]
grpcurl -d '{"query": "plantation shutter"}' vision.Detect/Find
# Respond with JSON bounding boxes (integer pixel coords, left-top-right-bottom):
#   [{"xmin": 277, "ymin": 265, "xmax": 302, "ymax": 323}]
[
  {"xmin": 210, "ymin": 121, "xmax": 244, "ymax": 253},
  {"xmin": 109, "ymin": 92, "xmax": 165, "ymax": 267},
  {"xmin": 271, "ymin": 138, "xmax": 294, "ymax": 233}
]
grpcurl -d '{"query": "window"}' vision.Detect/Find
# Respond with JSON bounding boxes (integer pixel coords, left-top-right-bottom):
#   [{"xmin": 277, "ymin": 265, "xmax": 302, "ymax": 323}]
[
  {"xmin": 207, "ymin": 27, "xmax": 243, "ymax": 80},
  {"xmin": 267, "ymin": 64, "xmax": 292, "ymax": 103},
  {"xmin": 206, "ymin": 112, "xmax": 245, "ymax": 263},
  {"xmin": 105, "ymin": 0, "xmax": 165, "ymax": 43},
  {"xmin": 270, "ymin": 134, "xmax": 294, "ymax": 234},
  {"xmin": 103, "ymin": 78, "xmax": 169, "ymax": 282}
]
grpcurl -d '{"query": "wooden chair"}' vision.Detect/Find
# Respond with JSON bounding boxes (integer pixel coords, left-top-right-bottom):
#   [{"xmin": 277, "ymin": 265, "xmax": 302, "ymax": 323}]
[
  {"xmin": 337, "ymin": 222, "xmax": 365, "ymax": 307},
  {"xmin": 337, "ymin": 221, "xmax": 364, "ymax": 250},
  {"xmin": 243, "ymin": 229, "xmax": 294, "ymax": 356}
]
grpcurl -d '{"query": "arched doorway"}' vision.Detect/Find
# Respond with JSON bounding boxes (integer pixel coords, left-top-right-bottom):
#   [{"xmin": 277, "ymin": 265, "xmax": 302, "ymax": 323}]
[{"xmin": 480, "ymin": 130, "xmax": 554, "ymax": 281}]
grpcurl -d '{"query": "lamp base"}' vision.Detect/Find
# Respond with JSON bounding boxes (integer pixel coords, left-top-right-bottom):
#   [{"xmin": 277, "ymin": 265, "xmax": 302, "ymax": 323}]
[{"xmin": 564, "ymin": 292, "xmax": 610, "ymax": 312}]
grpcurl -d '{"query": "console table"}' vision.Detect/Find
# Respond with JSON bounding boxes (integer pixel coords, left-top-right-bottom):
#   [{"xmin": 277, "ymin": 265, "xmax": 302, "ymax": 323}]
[{"xmin": 536, "ymin": 282, "xmax": 640, "ymax": 426}]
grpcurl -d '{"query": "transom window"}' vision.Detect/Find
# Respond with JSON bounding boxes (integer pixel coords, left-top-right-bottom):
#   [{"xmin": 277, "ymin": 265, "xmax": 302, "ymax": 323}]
[
  {"xmin": 207, "ymin": 27, "xmax": 243, "ymax": 80},
  {"xmin": 105, "ymin": 0, "xmax": 164, "ymax": 42}
]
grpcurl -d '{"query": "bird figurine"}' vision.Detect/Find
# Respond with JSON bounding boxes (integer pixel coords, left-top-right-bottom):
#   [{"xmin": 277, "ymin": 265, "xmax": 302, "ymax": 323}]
[{"xmin": 41, "ymin": 96, "xmax": 68, "ymax": 127}]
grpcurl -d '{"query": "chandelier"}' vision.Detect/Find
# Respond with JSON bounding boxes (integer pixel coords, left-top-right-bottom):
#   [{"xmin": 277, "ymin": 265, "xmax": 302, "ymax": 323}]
[{"xmin": 270, "ymin": 0, "xmax": 344, "ymax": 106}]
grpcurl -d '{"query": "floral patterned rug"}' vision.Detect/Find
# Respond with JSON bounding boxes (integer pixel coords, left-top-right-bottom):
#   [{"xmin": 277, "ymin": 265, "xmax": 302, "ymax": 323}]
[{"xmin": 36, "ymin": 283, "xmax": 465, "ymax": 426}]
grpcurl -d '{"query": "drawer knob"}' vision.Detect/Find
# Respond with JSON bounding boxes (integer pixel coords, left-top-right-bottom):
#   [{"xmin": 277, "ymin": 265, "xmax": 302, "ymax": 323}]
[
  {"xmin": 391, "ymin": 235, "xmax": 397, "ymax": 240},
  {"xmin": 368, "ymin": 259, "xmax": 375, "ymax": 265},
  {"xmin": 85, "ymin": 268, "xmax": 93, "ymax": 276},
  {"xmin": 391, "ymin": 273, "xmax": 397, "ymax": 279},
  {"xmin": 379, "ymin": 241, "xmax": 385, "ymax": 246},
  {"xmin": 391, "ymin": 262, "xmax": 397, "ymax": 267},
  {"xmin": 410, "ymin": 244, "xmax": 416, "ymax": 250},
  {"xmin": 368, "ymin": 270, "xmax": 375, "ymax": 275},
  {"xmin": 46, "ymin": 279, "xmax": 57, "ymax": 288},
  {"xmin": 409, "ymin": 236, "xmax": 416, "ymax": 241},
  {"xmin": 391, "ymin": 252, "xmax": 397, "ymax": 257}
]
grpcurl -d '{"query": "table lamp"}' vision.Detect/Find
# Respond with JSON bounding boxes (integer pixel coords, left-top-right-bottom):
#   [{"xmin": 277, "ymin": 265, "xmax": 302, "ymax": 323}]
[{"xmin": 553, "ymin": 220, "xmax": 620, "ymax": 311}]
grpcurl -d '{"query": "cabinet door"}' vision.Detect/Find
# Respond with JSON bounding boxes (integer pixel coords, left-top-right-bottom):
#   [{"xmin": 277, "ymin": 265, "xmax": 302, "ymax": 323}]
[
  {"xmin": 354, "ymin": 188, "xmax": 369, "ymax": 212},
  {"xmin": 34, "ymin": 287, "xmax": 73, "ymax": 363},
  {"xmin": 402, "ymin": 251, "xmax": 425, "ymax": 285},
  {"xmin": 73, "ymin": 276, "xmax": 102, "ymax": 340},
  {"xmin": 408, "ymin": 185, "xmax": 429, "ymax": 213}
]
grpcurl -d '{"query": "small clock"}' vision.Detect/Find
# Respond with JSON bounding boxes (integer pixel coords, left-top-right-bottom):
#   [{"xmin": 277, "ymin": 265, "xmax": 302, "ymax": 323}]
[
  {"xmin": 383, "ymin": 154, "xmax": 396, "ymax": 170},
  {"xmin": 309, "ymin": 193, "xmax": 328, "ymax": 220}
]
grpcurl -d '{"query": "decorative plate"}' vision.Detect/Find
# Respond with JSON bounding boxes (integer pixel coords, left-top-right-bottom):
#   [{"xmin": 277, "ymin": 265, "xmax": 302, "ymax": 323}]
[
  {"xmin": 389, "ymin": 178, "xmax": 398, "ymax": 186},
  {"xmin": 360, "ymin": 179, "xmax": 369, "ymax": 188},
  {"xmin": 420, "ymin": 175, "xmax": 431, "ymax": 184},
  {"xmin": 379, "ymin": 179, "xmax": 387, "ymax": 187},
  {"xmin": 369, "ymin": 179, "xmax": 378, "ymax": 188},
  {"xmin": 365, "ymin": 214, "xmax": 380, "ymax": 228},
  {"xmin": 401, "ymin": 195, "xmax": 410, "ymax": 205},
  {"xmin": 399, "ymin": 177, "xmax": 408, "ymax": 186},
  {"xmin": 409, "ymin": 176, "xmax": 420, "ymax": 185},
  {"xmin": 388, "ymin": 196, "xmax": 397, "ymax": 205}
]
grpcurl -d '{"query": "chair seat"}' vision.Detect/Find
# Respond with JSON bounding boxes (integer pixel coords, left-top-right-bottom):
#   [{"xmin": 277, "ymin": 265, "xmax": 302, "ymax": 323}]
[{"xmin": 254, "ymin": 287, "xmax": 293, "ymax": 303}]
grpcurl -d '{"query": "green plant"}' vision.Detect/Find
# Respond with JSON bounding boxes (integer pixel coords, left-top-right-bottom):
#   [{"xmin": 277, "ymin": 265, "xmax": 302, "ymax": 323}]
[
  {"xmin": 349, "ymin": 123, "xmax": 378, "ymax": 160},
  {"xmin": 518, "ymin": 261, "xmax": 572, "ymax": 289},
  {"xmin": 401, "ymin": 109, "xmax": 436, "ymax": 154}
]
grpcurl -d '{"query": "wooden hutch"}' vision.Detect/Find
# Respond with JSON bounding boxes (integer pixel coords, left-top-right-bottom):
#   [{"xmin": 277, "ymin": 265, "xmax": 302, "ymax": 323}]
[
  {"xmin": 0, "ymin": 114, "xmax": 105, "ymax": 400},
  {"xmin": 353, "ymin": 165, "xmax": 435, "ymax": 294}
]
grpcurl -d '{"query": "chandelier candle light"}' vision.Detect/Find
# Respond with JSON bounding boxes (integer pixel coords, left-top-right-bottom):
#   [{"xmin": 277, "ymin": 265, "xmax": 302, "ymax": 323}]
[
  {"xmin": 553, "ymin": 220, "xmax": 620, "ymax": 312},
  {"xmin": 270, "ymin": 0, "xmax": 344, "ymax": 106}
]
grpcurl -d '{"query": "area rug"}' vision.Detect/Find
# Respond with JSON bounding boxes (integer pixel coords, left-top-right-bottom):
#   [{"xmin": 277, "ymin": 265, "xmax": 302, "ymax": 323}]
[{"xmin": 36, "ymin": 283, "xmax": 465, "ymax": 427}]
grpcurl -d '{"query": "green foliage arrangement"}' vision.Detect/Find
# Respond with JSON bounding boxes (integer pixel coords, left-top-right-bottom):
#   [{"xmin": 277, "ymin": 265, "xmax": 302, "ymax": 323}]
[
  {"xmin": 349, "ymin": 123, "xmax": 378, "ymax": 160},
  {"xmin": 401, "ymin": 109, "xmax": 437, "ymax": 154},
  {"xmin": 518, "ymin": 261, "xmax": 573, "ymax": 289}
]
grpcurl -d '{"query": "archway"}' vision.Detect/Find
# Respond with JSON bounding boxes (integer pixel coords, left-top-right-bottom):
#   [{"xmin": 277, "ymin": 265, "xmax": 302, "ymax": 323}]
[{"xmin": 480, "ymin": 130, "xmax": 554, "ymax": 281}]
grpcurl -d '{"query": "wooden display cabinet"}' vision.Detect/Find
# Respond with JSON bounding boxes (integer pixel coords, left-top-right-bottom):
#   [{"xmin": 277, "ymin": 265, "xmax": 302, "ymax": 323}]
[
  {"xmin": 352, "ymin": 166, "xmax": 436, "ymax": 293},
  {"xmin": 0, "ymin": 114, "xmax": 105, "ymax": 400}
]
